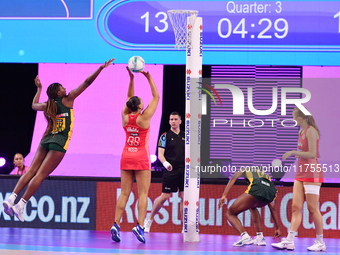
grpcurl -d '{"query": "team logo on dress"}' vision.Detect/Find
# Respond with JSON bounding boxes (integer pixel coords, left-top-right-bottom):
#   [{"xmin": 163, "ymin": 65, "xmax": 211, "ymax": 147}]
[
  {"xmin": 127, "ymin": 127, "xmax": 139, "ymax": 133},
  {"xmin": 261, "ymin": 180, "xmax": 270, "ymax": 187},
  {"xmin": 56, "ymin": 113, "xmax": 69, "ymax": 118}
]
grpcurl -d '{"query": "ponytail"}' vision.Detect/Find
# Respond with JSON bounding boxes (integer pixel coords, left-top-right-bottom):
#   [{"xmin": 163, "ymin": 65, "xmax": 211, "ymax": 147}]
[
  {"xmin": 307, "ymin": 115, "xmax": 320, "ymax": 137},
  {"xmin": 43, "ymin": 83, "xmax": 61, "ymax": 137},
  {"xmin": 294, "ymin": 107, "xmax": 320, "ymax": 136}
]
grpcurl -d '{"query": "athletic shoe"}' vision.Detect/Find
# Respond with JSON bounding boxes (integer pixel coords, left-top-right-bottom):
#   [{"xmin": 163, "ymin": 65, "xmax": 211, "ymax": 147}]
[
  {"xmin": 110, "ymin": 223, "xmax": 121, "ymax": 242},
  {"xmin": 3, "ymin": 200, "xmax": 14, "ymax": 217},
  {"xmin": 271, "ymin": 238, "xmax": 295, "ymax": 250},
  {"xmin": 233, "ymin": 234, "xmax": 254, "ymax": 247},
  {"xmin": 307, "ymin": 240, "xmax": 327, "ymax": 251},
  {"xmin": 132, "ymin": 223, "xmax": 146, "ymax": 243},
  {"xmin": 144, "ymin": 218, "xmax": 153, "ymax": 233},
  {"xmin": 253, "ymin": 236, "xmax": 266, "ymax": 246},
  {"xmin": 12, "ymin": 204, "xmax": 24, "ymax": 222}
]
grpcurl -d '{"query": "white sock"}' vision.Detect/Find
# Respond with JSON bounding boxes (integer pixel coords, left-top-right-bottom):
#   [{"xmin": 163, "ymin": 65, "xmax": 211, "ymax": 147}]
[
  {"xmin": 9, "ymin": 193, "xmax": 17, "ymax": 204},
  {"xmin": 241, "ymin": 232, "xmax": 250, "ymax": 238},
  {"xmin": 257, "ymin": 232, "xmax": 263, "ymax": 237},
  {"xmin": 17, "ymin": 198, "xmax": 27, "ymax": 208},
  {"xmin": 316, "ymin": 234, "xmax": 323, "ymax": 243},
  {"xmin": 287, "ymin": 230, "xmax": 297, "ymax": 242}
]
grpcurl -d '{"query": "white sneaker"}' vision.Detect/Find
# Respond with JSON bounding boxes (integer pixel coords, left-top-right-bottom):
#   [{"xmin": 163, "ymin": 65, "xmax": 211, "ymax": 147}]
[
  {"xmin": 253, "ymin": 235, "xmax": 266, "ymax": 246},
  {"xmin": 144, "ymin": 218, "xmax": 153, "ymax": 233},
  {"xmin": 2, "ymin": 200, "xmax": 14, "ymax": 217},
  {"xmin": 12, "ymin": 204, "xmax": 25, "ymax": 222},
  {"xmin": 307, "ymin": 240, "xmax": 326, "ymax": 251},
  {"xmin": 271, "ymin": 238, "xmax": 295, "ymax": 250},
  {"xmin": 233, "ymin": 234, "xmax": 254, "ymax": 247}
]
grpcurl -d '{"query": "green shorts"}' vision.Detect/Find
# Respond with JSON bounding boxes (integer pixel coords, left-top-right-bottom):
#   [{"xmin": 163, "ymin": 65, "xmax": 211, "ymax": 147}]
[
  {"xmin": 41, "ymin": 142, "xmax": 66, "ymax": 153},
  {"xmin": 246, "ymin": 178, "xmax": 277, "ymax": 203}
]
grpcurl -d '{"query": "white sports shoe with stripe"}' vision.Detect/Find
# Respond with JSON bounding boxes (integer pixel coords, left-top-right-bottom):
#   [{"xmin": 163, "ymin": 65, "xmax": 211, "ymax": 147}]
[
  {"xmin": 12, "ymin": 204, "xmax": 25, "ymax": 222},
  {"xmin": 253, "ymin": 235, "xmax": 266, "ymax": 246},
  {"xmin": 233, "ymin": 234, "xmax": 254, "ymax": 247},
  {"xmin": 307, "ymin": 240, "xmax": 326, "ymax": 251},
  {"xmin": 271, "ymin": 238, "xmax": 295, "ymax": 250}
]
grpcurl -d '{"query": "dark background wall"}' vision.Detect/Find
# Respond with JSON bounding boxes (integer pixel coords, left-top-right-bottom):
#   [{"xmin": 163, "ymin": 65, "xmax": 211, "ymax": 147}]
[
  {"xmin": 0, "ymin": 64, "xmax": 38, "ymax": 173},
  {"xmin": 160, "ymin": 65, "xmax": 211, "ymax": 133}
]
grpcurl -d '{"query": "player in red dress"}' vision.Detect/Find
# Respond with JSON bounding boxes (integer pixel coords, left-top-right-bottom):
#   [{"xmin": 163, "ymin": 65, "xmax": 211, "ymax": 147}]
[
  {"xmin": 272, "ymin": 107, "xmax": 326, "ymax": 251},
  {"xmin": 111, "ymin": 67, "xmax": 159, "ymax": 243},
  {"xmin": 120, "ymin": 114, "xmax": 151, "ymax": 171}
]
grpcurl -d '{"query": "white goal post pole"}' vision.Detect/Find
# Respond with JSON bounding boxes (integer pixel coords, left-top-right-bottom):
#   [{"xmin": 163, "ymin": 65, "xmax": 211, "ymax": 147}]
[{"xmin": 183, "ymin": 16, "xmax": 202, "ymax": 243}]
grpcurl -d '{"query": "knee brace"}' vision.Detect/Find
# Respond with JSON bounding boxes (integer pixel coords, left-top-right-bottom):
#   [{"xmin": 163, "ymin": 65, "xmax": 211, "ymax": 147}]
[{"xmin": 304, "ymin": 185, "xmax": 320, "ymax": 195}]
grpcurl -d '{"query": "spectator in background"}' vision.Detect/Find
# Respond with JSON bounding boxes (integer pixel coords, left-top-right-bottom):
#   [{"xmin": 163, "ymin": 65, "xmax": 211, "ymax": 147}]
[{"xmin": 10, "ymin": 153, "xmax": 29, "ymax": 175}]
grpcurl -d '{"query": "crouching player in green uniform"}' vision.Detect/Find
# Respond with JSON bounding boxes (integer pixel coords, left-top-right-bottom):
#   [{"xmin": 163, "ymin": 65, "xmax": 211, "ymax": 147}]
[{"xmin": 218, "ymin": 166, "xmax": 281, "ymax": 247}]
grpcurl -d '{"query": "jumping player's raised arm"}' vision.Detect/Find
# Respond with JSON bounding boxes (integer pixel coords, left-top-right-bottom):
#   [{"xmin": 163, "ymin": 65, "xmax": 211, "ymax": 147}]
[
  {"xmin": 32, "ymin": 76, "xmax": 47, "ymax": 111},
  {"xmin": 64, "ymin": 58, "xmax": 114, "ymax": 106}
]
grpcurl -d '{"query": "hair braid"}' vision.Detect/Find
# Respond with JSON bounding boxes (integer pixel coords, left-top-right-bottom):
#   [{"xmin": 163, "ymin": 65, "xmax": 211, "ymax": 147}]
[{"xmin": 43, "ymin": 83, "xmax": 61, "ymax": 137}]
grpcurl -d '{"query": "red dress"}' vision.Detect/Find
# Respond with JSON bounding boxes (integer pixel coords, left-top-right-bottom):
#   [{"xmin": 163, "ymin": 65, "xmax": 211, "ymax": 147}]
[
  {"xmin": 295, "ymin": 125, "xmax": 323, "ymax": 183},
  {"xmin": 120, "ymin": 114, "xmax": 151, "ymax": 170}
]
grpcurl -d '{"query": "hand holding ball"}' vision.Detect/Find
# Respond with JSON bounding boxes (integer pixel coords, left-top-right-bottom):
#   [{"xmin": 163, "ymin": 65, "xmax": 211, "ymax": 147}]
[{"xmin": 128, "ymin": 56, "xmax": 145, "ymax": 73}]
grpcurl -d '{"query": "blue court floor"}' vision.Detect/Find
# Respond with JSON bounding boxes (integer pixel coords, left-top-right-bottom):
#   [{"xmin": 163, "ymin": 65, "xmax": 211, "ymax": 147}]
[{"xmin": 0, "ymin": 228, "xmax": 338, "ymax": 255}]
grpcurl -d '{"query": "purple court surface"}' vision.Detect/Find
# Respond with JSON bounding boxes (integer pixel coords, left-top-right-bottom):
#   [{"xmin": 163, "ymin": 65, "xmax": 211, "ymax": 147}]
[{"xmin": 0, "ymin": 228, "xmax": 338, "ymax": 255}]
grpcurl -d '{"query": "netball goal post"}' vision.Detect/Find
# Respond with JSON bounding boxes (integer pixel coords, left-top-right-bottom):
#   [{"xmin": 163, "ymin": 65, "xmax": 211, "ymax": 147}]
[{"xmin": 168, "ymin": 10, "xmax": 202, "ymax": 242}]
